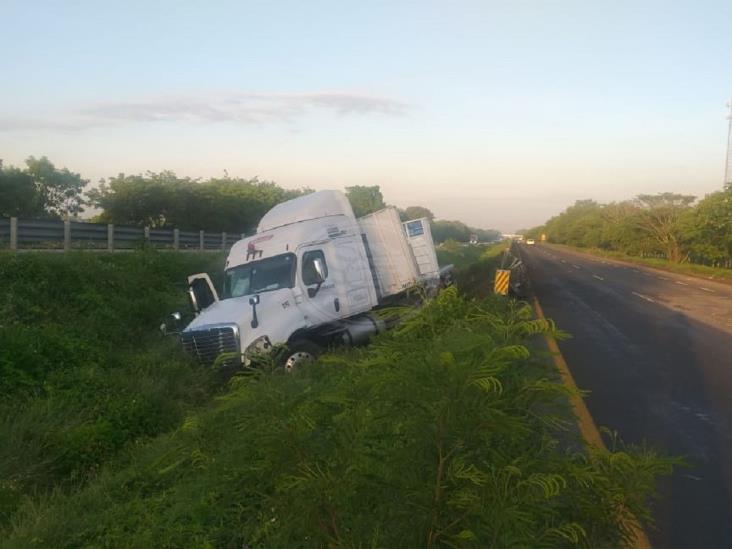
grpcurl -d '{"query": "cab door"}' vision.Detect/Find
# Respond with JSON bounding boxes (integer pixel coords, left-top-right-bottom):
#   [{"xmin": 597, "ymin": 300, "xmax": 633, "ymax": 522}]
[
  {"xmin": 187, "ymin": 273, "xmax": 219, "ymax": 314},
  {"xmin": 332, "ymin": 238, "xmax": 376, "ymax": 316},
  {"xmin": 297, "ymin": 246, "xmax": 340, "ymax": 326}
]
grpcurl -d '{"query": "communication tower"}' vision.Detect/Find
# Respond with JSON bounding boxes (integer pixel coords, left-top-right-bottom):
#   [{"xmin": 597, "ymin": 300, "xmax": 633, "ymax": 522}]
[{"xmin": 726, "ymin": 100, "xmax": 732, "ymax": 184}]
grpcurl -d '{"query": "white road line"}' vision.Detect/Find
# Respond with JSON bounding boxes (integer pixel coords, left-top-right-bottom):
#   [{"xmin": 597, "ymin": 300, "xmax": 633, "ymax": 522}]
[
  {"xmin": 700, "ymin": 287, "xmax": 715, "ymax": 293},
  {"xmin": 572, "ymin": 264, "xmax": 581, "ymax": 269},
  {"xmin": 676, "ymin": 281, "xmax": 689, "ymax": 286},
  {"xmin": 633, "ymin": 269, "xmax": 641, "ymax": 273},
  {"xmin": 560, "ymin": 259, "xmax": 567, "ymax": 263},
  {"xmin": 632, "ymin": 291, "xmax": 656, "ymax": 303},
  {"xmin": 593, "ymin": 275, "xmax": 605, "ymax": 281}
]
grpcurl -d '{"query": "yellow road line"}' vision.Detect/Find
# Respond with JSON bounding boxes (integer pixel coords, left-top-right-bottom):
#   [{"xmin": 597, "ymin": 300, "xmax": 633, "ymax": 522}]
[{"xmin": 532, "ymin": 296, "xmax": 652, "ymax": 549}]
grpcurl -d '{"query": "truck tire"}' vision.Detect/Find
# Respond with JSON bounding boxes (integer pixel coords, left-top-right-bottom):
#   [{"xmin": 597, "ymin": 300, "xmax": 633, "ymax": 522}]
[{"xmin": 280, "ymin": 340, "xmax": 321, "ymax": 372}]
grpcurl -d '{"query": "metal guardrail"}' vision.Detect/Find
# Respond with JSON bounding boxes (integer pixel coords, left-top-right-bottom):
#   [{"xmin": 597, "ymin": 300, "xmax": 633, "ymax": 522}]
[{"xmin": 0, "ymin": 216, "xmax": 244, "ymax": 252}]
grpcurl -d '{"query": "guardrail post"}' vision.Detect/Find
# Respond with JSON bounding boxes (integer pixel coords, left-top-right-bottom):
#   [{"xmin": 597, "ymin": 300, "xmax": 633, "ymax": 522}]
[
  {"xmin": 199, "ymin": 230, "xmax": 204, "ymax": 251},
  {"xmin": 144, "ymin": 226, "xmax": 150, "ymax": 243},
  {"xmin": 10, "ymin": 217, "xmax": 17, "ymax": 250},
  {"xmin": 221, "ymin": 232, "xmax": 227, "ymax": 250},
  {"xmin": 241, "ymin": 232, "xmax": 246, "ymax": 240},
  {"xmin": 107, "ymin": 224, "xmax": 114, "ymax": 252},
  {"xmin": 173, "ymin": 228, "xmax": 179, "ymax": 250},
  {"xmin": 64, "ymin": 218, "xmax": 71, "ymax": 251}
]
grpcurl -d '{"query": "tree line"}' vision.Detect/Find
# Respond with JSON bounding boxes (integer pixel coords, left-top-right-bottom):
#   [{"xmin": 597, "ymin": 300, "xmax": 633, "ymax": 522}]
[
  {"xmin": 345, "ymin": 185, "xmax": 500, "ymax": 242},
  {"xmin": 0, "ymin": 157, "xmax": 87, "ymax": 219},
  {"xmin": 526, "ymin": 184, "xmax": 732, "ymax": 267},
  {"xmin": 0, "ymin": 157, "xmax": 500, "ymax": 242}
]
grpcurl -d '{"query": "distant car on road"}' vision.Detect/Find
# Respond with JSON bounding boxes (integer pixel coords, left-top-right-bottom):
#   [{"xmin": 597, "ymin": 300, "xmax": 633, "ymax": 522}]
[{"xmin": 526, "ymin": 239, "xmax": 535, "ymax": 245}]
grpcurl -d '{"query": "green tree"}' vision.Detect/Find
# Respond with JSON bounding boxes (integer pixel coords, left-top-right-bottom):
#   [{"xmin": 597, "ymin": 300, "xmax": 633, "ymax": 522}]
[
  {"xmin": 88, "ymin": 171, "xmax": 192, "ymax": 228},
  {"xmin": 683, "ymin": 185, "xmax": 732, "ymax": 265},
  {"xmin": 473, "ymin": 227, "xmax": 501, "ymax": 242},
  {"xmin": 598, "ymin": 201, "xmax": 649, "ymax": 254},
  {"xmin": 431, "ymin": 220, "xmax": 471, "ymax": 243},
  {"xmin": 25, "ymin": 156, "xmax": 87, "ymax": 217},
  {"xmin": 541, "ymin": 199, "xmax": 605, "ymax": 247},
  {"xmin": 345, "ymin": 185, "xmax": 386, "ymax": 217},
  {"xmin": 633, "ymin": 193, "xmax": 696, "ymax": 263},
  {"xmin": 534, "ymin": 185, "xmax": 732, "ymax": 266},
  {"xmin": 0, "ymin": 162, "xmax": 44, "ymax": 217},
  {"xmin": 88, "ymin": 171, "xmax": 310, "ymax": 233},
  {"xmin": 399, "ymin": 205, "xmax": 435, "ymax": 221}
]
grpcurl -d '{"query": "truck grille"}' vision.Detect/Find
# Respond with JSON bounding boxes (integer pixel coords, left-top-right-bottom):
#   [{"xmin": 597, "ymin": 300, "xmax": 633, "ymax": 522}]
[{"xmin": 181, "ymin": 325, "xmax": 240, "ymax": 367}]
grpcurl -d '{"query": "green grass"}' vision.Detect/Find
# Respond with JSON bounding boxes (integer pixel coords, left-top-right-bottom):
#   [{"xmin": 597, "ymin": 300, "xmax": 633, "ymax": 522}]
[
  {"xmin": 436, "ymin": 240, "xmax": 506, "ymax": 271},
  {"xmin": 2, "ymin": 288, "xmax": 673, "ymax": 548},
  {"xmin": 0, "ymin": 251, "xmax": 226, "ymax": 525},
  {"xmin": 549, "ymin": 244, "xmax": 732, "ymax": 283},
  {"xmin": 437, "ymin": 240, "xmax": 510, "ymax": 298},
  {"xmin": 0, "ymin": 248, "xmax": 674, "ymax": 547}
]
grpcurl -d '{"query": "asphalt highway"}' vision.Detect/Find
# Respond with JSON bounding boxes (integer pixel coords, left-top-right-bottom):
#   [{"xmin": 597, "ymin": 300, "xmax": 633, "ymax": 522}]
[{"xmin": 519, "ymin": 244, "xmax": 732, "ymax": 549}]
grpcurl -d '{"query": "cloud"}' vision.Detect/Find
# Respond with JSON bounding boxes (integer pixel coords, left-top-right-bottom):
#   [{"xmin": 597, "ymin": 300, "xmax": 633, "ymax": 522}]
[{"xmin": 0, "ymin": 92, "xmax": 408, "ymax": 132}]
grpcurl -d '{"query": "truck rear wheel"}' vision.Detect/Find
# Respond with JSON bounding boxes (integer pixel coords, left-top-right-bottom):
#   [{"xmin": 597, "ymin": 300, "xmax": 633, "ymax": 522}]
[{"xmin": 280, "ymin": 340, "xmax": 321, "ymax": 372}]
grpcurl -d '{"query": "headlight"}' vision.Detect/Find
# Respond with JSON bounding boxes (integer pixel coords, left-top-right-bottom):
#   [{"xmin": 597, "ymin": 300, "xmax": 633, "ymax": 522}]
[{"xmin": 243, "ymin": 335, "xmax": 272, "ymax": 365}]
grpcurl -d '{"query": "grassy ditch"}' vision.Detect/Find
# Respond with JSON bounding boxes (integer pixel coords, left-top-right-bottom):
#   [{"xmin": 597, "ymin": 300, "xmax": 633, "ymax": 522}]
[
  {"xmin": 3, "ymin": 286, "xmax": 673, "ymax": 548},
  {"xmin": 438, "ymin": 240, "xmax": 509, "ymax": 298},
  {"xmin": 1, "ymin": 247, "xmax": 673, "ymax": 547},
  {"xmin": 0, "ymin": 251, "xmax": 226, "ymax": 525},
  {"xmin": 436, "ymin": 240, "xmax": 508, "ymax": 271}
]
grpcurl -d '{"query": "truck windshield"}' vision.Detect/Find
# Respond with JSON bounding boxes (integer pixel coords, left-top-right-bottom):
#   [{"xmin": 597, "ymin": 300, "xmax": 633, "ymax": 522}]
[{"xmin": 223, "ymin": 253, "xmax": 297, "ymax": 299}]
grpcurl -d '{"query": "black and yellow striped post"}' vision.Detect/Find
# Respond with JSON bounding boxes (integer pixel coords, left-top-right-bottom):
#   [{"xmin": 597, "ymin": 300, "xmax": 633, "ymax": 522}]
[{"xmin": 494, "ymin": 269, "xmax": 511, "ymax": 295}]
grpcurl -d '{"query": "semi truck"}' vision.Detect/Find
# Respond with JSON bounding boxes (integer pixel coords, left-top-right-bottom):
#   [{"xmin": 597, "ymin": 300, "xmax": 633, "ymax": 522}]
[{"xmin": 174, "ymin": 190, "xmax": 446, "ymax": 371}]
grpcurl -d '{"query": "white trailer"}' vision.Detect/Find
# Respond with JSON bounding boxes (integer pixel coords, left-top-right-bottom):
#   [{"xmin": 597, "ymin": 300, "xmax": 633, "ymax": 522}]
[
  {"xmin": 175, "ymin": 190, "xmax": 446, "ymax": 371},
  {"xmin": 358, "ymin": 207, "xmax": 419, "ymax": 299}
]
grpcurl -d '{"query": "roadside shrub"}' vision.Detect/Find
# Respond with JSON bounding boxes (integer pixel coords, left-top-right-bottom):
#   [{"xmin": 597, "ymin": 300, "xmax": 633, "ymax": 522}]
[{"xmin": 3, "ymin": 287, "xmax": 674, "ymax": 547}]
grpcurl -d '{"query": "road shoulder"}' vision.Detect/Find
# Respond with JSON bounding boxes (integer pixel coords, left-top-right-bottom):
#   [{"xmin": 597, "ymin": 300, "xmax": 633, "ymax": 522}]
[{"xmin": 542, "ymin": 244, "xmax": 732, "ymax": 293}]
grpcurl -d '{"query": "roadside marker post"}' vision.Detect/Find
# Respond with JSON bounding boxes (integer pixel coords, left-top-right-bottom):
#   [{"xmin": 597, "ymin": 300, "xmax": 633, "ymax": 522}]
[{"xmin": 494, "ymin": 269, "xmax": 511, "ymax": 295}]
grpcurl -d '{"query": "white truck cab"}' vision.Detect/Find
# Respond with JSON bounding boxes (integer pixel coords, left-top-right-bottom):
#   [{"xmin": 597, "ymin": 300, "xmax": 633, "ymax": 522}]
[{"xmin": 179, "ymin": 190, "xmax": 443, "ymax": 370}]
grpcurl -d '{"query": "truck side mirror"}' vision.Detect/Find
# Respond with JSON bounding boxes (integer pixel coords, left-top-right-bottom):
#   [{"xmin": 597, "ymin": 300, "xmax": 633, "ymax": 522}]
[{"xmin": 160, "ymin": 311, "xmax": 183, "ymax": 335}]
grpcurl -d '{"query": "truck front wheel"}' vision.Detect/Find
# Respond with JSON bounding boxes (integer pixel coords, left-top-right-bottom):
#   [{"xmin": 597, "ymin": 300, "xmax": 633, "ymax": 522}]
[{"xmin": 280, "ymin": 340, "xmax": 321, "ymax": 372}]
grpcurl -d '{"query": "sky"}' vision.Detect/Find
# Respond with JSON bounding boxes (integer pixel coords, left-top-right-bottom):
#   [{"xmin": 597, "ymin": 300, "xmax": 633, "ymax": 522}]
[{"xmin": 1, "ymin": 0, "xmax": 731, "ymax": 232}]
